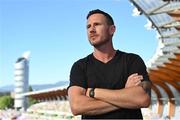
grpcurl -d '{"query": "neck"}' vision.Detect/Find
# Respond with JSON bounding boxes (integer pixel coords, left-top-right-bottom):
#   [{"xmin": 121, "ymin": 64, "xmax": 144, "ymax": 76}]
[{"xmin": 93, "ymin": 46, "xmax": 116, "ymax": 63}]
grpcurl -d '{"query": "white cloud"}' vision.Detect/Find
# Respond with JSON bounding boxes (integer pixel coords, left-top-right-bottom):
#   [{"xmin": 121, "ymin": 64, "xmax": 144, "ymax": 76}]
[
  {"xmin": 144, "ymin": 20, "xmax": 153, "ymax": 30},
  {"xmin": 132, "ymin": 7, "xmax": 141, "ymax": 16}
]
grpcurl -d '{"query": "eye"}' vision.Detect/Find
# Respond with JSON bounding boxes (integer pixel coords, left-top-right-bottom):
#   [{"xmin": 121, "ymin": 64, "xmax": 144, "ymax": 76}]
[
  {"xmin": 94, "ymin": 23, "xmax": 100, "ymax": 26},
  {"xmin": 87, "ymin": 24, "xmax": 91, "ymax": 29}
]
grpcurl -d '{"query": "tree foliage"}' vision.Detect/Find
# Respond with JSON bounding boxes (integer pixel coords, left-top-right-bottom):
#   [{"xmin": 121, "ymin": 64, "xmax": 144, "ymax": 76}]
[
  {"xmin": 28, "ymin": 97, "xmax": 38, "ymax": 107},
  {"xmin": 29, "ymin": 85, "xmax": 33, "ymax": 92},
  {"xmin": 0, "ymin": 95, "xmax": 14, "ymax": 109},
  {"xmin": 28, "ymin": 85, "xmax": 38, "ymax": 107}
]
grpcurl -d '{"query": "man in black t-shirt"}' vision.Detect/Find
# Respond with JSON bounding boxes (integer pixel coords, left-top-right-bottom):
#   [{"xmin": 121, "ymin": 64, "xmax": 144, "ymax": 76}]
[{"xmin": 68, "ymin": 9, "xmax": 151, "ymax": 119}]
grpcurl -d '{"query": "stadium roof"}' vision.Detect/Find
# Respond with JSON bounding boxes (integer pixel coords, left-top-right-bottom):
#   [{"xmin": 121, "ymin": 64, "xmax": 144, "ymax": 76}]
[
  {"xmin": 130, "ymin": 0, "xmax": 180, "ymax": 117},
  {"xmin": 22, "ymin": 85, "xmax": 68, "ymax": 100}
]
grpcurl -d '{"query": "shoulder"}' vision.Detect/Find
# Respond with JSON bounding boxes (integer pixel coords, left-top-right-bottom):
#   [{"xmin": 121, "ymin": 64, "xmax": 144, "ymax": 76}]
[
  {"xmin": 117, "ymin": 50, "xmax": 142, "ymax": 61},
  {"xmin": 72, "ymin": 54, "xmax": 92, "ymax": 69},
  {"xmin": 118, "ymin": 50, "xmax": 145, "ymax": 65},
  {"xmin": 127, "ymin": 53, "xmax": 142, "ymax": 62}
]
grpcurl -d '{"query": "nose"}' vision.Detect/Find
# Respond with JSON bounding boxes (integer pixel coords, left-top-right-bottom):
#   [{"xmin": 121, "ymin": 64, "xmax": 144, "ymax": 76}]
[{"xmin": 89, "ymin": 26, "xmax": 96, "ymax": 33}]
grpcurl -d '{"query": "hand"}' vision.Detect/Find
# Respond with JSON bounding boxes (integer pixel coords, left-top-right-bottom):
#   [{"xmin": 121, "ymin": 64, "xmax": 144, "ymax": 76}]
[
  {"xmin": 125, "ymin": 73, "xmax": 143, "ymax": 88},
  {"xmin": 86, "ymin": 88, "xmax": 91, "ymax": 97}
]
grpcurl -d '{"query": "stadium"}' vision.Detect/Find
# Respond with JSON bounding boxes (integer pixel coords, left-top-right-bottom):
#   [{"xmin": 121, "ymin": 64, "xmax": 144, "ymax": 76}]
[{"xmin": 1, "ymin": 0, "xmax": 180, "ymax": 119}]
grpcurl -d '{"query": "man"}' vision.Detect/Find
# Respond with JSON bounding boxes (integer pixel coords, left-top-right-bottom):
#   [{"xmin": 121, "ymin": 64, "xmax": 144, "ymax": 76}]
[{"xmin": 68, "ymin": 9, "xmax": 151, "ymax": 119}]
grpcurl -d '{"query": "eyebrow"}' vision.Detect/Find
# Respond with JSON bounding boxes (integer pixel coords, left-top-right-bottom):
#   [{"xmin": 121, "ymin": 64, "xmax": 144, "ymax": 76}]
[{"xmin": 87, "ymin": 22, "xmax": 102, "ymax": 28}]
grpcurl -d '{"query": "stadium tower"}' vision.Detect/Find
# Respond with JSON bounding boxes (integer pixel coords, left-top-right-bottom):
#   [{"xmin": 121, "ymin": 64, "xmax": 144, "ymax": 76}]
[{"xmin": 14, "ymin": 51, "xmax": 30, "ymax": 111}]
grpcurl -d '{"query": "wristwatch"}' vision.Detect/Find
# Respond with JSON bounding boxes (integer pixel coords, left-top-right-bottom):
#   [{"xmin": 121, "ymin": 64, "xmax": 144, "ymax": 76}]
[{"xmin": 89, "ymin": 88, "xmax": 95, "ymax": 98}]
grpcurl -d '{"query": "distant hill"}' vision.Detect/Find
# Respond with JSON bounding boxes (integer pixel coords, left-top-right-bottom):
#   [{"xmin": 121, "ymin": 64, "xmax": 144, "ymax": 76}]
[
  {"xmin": 32, "ymin": 81, "xmax": 69, "ymax": 91},
  {"xmin": 0, "ymin": 81, "xmax": 69, "ymax": 92}
]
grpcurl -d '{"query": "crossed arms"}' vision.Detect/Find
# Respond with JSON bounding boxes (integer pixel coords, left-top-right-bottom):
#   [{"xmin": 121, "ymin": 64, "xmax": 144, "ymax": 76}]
[{"xmin": 68, "ymin": 73, "xmax": 151, "ymax": 116}]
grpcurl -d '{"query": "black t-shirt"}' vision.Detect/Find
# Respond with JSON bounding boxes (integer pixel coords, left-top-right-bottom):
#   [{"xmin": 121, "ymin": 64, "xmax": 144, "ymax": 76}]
[{"xmin": 68, "ymin": 50, "xmax": 150, "ymax": 119}]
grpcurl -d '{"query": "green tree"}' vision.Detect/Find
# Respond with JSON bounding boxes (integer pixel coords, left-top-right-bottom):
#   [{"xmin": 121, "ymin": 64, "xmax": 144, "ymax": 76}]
[
  {"xmin": 29, "ymin": 85, "xmax": 33, "ymax": 92},
  {"xmin": 28, "ymin": 85, "xmax": 38, "ymax": 107},
  {"xmin": 0, "ymin": 95, "xmax": 14, "ymax": 109},
  {"xmin": 28, "ymin": 97, "xmax": 38, "ymax": 107}
]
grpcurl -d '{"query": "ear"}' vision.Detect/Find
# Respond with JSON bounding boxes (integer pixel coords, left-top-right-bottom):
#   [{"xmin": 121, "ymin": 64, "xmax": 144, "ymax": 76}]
[{"xmin": 109, "ymin": 25, "xmax": 116, "ymax": 35}]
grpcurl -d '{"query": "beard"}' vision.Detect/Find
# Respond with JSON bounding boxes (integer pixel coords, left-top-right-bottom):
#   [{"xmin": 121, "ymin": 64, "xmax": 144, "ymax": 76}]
[{"xmin": 89, "ymin": 37, "xmax": 111, "ymax": 48}]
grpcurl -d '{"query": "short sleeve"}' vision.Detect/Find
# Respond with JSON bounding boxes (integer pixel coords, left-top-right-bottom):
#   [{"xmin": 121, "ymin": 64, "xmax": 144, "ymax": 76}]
[
  {"xmin": 127, "ymin": 54, "xmax": 151, "ymax": 83},
  {"xmin": 67, "ymin": 60, "xmax": 87, "ymax": 90}
]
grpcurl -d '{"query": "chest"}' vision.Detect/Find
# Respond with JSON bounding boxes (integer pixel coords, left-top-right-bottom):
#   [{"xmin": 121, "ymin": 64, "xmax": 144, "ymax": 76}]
[{"xmin": 85, "ymin": 61, "xmax": 128, "ymax": 89}]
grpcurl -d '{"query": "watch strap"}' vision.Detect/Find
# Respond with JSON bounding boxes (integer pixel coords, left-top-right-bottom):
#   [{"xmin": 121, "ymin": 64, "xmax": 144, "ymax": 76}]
[{"xmin": 89, "ymin": 88, "xmax": 95, "ymax": 98}]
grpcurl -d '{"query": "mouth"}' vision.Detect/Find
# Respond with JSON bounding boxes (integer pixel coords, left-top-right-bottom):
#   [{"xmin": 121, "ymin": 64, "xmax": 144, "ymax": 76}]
[{"xmin": 90, "ymin": 34, "xmax": 98, "ymax": 39}]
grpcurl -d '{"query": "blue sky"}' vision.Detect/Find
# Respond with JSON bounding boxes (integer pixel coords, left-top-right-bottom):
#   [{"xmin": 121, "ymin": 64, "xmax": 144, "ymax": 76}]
[{"xmin": 0, "ymin": 0, "xmax": 157, "ymax": 88}]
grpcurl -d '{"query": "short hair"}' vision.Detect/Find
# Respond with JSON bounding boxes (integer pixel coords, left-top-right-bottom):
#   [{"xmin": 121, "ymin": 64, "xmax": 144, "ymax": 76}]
[{"xmin": 86, "ymin": 9, "xmax": 114, "ymax": 25}]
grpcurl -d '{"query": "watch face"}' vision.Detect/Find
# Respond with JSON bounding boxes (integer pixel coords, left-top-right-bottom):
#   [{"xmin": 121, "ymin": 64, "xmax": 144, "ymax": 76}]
[{"xmin": 89, "ymin": 88, "xmax": 95, "ymax": 98}]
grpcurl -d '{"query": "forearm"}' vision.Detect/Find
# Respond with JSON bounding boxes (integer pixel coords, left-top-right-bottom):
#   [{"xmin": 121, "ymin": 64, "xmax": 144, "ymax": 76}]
[
  {"xmin": 68, "ymin": 86, "xmax": 119, "ymax": 116},
  {"xmin": 94, "ymin": 86, "xmax": 150, "ymax": 109},
  {"xmin": 82, "ymin": 96, "xmax": 119, "ymax": 115},
  {"xmin": 70, "ymin": 95, "xmax": 118, "ymax": 115}
]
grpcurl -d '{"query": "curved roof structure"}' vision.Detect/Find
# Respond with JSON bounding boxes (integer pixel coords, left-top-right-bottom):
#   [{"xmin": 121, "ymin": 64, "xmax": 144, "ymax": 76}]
[
  {"xmin": 130, "ymin": 0, "xmax": 180, "ymax": 117},
  {"xmin": 22, "ymin": 86, "xmax": 68, "ymax": 100}
]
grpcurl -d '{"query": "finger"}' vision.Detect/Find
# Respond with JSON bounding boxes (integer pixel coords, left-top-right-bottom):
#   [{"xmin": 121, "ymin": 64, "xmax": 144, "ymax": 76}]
[
  {"xmin": 133, "ymin": 75, "xmax": 143, "ymax": 81},
  {"xmin": 127, "ymin": 76, "xmax": 142, "ymax": 84},
  {"xmin": 138, "ymin": 75, "xmax": 143, "ymax": 80},
  {"xmin": 128, "ymin": 73, "xmax": 138, "ymax": 79},
  {"xmin": 129, "ymin": 76, "xmax": 143, "ymax": 85},
  {"xmin": 135, "ymin": 80, "xmax": 141, "ymax": 86}
]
